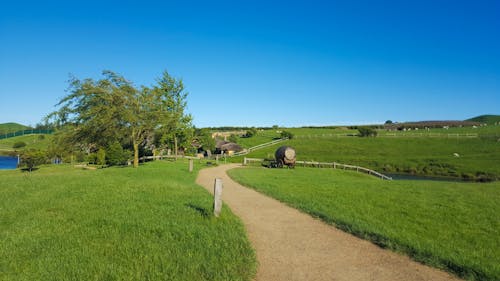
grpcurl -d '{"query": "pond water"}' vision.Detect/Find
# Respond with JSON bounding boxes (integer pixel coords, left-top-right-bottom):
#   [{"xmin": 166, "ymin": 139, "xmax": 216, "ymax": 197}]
[
  {"xmin": 0, "ymin": 156, "xmax": 18, "ymax": 170},
  {"xmin": 386, "ymin": 173, "xmax": 465, "ymax": 182}
]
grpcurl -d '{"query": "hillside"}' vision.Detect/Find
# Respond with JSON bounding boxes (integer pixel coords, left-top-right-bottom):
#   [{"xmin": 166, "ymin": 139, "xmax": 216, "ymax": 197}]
[
  {"xmin": 466, "ymin": 115, "xmax": 500, "ymax": 125},
  {"xmin": 0, "ymin": 134, "xmax": 52, "ymax": 155},
  {"xmin": 0, "ymin": 122, "xmax": 31, "ymax": 135}
]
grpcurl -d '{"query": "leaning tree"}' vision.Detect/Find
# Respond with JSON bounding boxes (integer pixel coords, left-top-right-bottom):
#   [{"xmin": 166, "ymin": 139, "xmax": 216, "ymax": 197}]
[{"xmin": 47, "ymin": 70, "xmax": 192, "ymax": 167}]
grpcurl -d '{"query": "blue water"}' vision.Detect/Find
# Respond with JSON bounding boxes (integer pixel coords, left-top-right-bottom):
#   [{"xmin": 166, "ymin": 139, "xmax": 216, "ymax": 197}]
[
  {"xmin": 0, "ymin": 156, "xmax": 18, "ymax": 170},
  {"xmin": 386, "ymin": 173, "xmax": 465, "ymax": 182}
]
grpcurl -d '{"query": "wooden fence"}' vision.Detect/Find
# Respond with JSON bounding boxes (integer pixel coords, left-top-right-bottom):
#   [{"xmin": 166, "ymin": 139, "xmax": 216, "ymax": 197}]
[
  {"xmin": 294, "ymin": 133, "xmax": 478, "ymax": 139},
  {"xmin": 231, "ymin": 138, "xmax": 289, "ymax": 157},
  {"xmin": 243, "ymin": 157, "xmax": 392, "ymax": 180},
  {"xmin": 0, "ymin": 129, "xmax": 53, "ymax": 140},
  {"xmin": 138, "ymin": 155, "xmax": 200, "ymax": 162}
]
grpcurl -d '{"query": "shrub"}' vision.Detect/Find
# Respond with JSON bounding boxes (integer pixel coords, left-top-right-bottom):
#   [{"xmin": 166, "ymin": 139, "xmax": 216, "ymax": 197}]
[
  {"xmin": 280, "ymin": 130, "xmax": 294, "ymax": 139},
  {"xmin": 228, "ymin": 134, "xmax": 238, "ymax": 143},
  {"xmin": 106, "ymin": 141, "xmax": 129, "ymax": 166},
  {"xmin": 12, "ymin": 141, "xmax": 27, "ymax": 149},
  {"xmin": 358, "ymin": 127, "xmax": 378, "ymax": 137},
  {"xmin": 244, "ymin": 127, "xmax": 257, "ymax": 138},
  {"xmin": 20, "ymin": 149, "xmax": 47, "ymax": 171},
  {"xmin": 86, "ymin": 153, "xmax": 97, "ymax": 164},
  {"xmin": 96, "ymin": 148, "xmax": 106, "ymax": 166}
]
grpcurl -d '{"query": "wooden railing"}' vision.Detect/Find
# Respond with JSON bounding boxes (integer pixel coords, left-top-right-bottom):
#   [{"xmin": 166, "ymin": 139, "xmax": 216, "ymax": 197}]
[
  {"xmin": 231, "ymin": 138, "xmax": 289, "ymax": 157},
  {"xmin": 243, "ymin": 157, "xmax": 392, "ymax": 180}
]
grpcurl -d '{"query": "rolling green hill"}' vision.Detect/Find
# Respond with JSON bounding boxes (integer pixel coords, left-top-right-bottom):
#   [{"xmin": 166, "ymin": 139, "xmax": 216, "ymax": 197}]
[
  {"xmin": 466, "ymin": 114, "xmax": 500, "ymax": 125},
  {"xmin": 0, "ymin": 122, "xmax": 31, "ymax": 135},
  {"xmin": 0, "ymin": 134, "xmax": 52, "ymax": 155},
  {"xmin": 232, "ymin": 126, "xmax": 500, "ymax": 181}
]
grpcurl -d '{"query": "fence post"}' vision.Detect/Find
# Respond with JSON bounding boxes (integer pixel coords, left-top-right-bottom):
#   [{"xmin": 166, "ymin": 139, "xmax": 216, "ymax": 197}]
[
  {"xmin": 213, "ymin": 178, "xmax": 223, "ymax": 217},
  {"xmin": 243, "ymin": 157, "xmax": 247, "ymax": 166},
  {"xmin": 189, "ymin": 159, "xmax": 193, "ymax": 172}
]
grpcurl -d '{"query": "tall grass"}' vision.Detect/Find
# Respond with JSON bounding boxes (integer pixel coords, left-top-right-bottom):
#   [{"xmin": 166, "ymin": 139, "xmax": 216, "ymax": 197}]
[
  {"xmin": 228, "ymin": 167, "xmax": 500, "ymax": 280},
  {"xmin": 0, "ymin": 161, "xmax": 256, "ymax": 281}
]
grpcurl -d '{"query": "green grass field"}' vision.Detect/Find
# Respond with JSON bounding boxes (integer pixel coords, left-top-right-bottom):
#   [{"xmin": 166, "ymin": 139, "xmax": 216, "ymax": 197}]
[
  {"xmin": 232, "ymin": 126, "xmax": 500, "ymax": 181},
  {"xmin": 0, "ymin": 161, "xmax": 256, "ymax": 281},
  {"xmin": 0, "ymin": 134, "xmax": 53, "ymax": 155},
  {"xmin": 228, "ymin": 167, "xmax": 500, "ymax": 281}
]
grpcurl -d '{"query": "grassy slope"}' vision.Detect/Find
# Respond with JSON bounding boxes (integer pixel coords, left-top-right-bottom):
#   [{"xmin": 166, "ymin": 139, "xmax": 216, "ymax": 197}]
[
  {"xmin": 0, "ymin": 123, "xmax": 31, "ymax": 135},
  {"xmin": 232, "ymin": 126, "xmax": 500, "ymax": 180},
  {"xmin": 0, "ymin": 134, "xmax": 53, "ymax": 154},
  {"xmin": 228, "ymin": 167, "xmax": 500, "ymax": 281},
  {"xmin": 0, "ymin": 161, "xmax": 256, "ymax": 281},
  {"xmin": 466, "ymin": 115, "xmax": 500, "ymax": 125},
  {"xmin": 234, "ymin": 130, "xmax": 281, "ymax": 148}
]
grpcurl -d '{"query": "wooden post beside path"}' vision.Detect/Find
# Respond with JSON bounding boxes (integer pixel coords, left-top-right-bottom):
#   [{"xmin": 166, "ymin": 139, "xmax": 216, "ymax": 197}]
[
  {"xmin": 189, "ymin": 159, "xmax": 193, "ymax": 172},
  {"xmin": 213, "ymin": 178, "xmax": 223, "ymax": 217}
]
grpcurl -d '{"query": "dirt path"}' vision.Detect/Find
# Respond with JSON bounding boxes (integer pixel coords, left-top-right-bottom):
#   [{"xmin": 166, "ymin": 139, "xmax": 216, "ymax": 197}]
[{"xmin": 196, "ymin": 164, "xmax": 461, "ymax": 281}]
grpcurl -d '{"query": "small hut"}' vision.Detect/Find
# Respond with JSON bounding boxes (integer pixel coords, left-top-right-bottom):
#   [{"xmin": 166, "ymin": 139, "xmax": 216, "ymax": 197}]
[{"xmin": 215, "ymin": 140, "xmax": 243, "ymax": 156}]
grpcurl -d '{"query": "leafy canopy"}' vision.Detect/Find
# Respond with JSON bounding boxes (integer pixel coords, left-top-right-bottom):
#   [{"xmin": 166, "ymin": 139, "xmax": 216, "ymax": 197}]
[{"xmin": 47, "ymin": 70, "xmax": 192, "ymax": 167}]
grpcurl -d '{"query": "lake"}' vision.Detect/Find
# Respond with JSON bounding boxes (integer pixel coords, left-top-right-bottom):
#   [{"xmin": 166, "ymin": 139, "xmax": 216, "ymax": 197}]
[{"xmin": 0, "ymin": 156, "xmax": 18, "ymax": 170}]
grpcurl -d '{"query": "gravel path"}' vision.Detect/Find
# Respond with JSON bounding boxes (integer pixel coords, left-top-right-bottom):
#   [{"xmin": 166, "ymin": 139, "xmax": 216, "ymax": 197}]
[{"xmin": 196, "ymin": 164, "xmax": 461, "ymax": 281}]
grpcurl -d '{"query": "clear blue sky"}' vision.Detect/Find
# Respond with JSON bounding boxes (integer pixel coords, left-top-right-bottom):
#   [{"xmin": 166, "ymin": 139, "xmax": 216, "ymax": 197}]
[{"xmin": 1, "ymin": 0, "xmax": 499, "ymax": 127}]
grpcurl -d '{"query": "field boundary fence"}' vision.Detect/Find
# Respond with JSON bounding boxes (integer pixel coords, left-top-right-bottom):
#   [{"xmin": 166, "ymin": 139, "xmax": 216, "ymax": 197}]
[
  {"xmin": 0, "ymin": 129, "xmax": 54, "ymax": 140},
  {"xmin": 231, "ymin": 138, "xmax": 289, "ymax": 157},
  {"xmin": 243, "ymin": 157, "xmax": 392, "ymax": 180},
  {"xmin": 294, "ymin": 133, "xmax": 478, "ymax": 138},
  {"xmin": 139, "ymin": 155, "xmax": 200, "ymax": 162}
]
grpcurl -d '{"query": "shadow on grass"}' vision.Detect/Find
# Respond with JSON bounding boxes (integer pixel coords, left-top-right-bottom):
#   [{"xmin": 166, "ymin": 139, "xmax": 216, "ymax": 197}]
[
  {"xmin": 185, "ymin": 203, "xmax": 210, "ymax": 218},
  {"xmin": 20, "ymin": 167, "xmax": 39, "ymax": 172}
]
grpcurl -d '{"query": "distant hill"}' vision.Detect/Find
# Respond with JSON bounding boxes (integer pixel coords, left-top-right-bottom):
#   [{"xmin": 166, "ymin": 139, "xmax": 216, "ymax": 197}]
[
  {"xmin": 466, "ymin": 115, "xmax": 500, "ymax": 125},
  {"xmin": 0, "ymin": 123, "xmax": 32, "ymax": 135}
]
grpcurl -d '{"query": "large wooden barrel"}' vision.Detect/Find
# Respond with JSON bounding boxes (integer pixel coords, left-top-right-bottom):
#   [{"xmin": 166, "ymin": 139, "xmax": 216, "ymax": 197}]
[{"xmin": 275, "ymin": 146, "xmax": 296, "ymax": 168}]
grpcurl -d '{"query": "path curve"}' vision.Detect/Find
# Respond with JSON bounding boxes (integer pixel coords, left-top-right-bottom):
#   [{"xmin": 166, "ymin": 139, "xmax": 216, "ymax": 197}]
[{"xmin": 196, "ymin": 164, "xmax": 461, "ymax": 281}]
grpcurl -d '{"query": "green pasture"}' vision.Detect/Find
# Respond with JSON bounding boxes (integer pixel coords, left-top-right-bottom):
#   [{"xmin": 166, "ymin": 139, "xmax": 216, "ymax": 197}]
[
  {"xmin": 235, "ymin": 130, "xmax": 280, "ymax": 148},
  {"xmin": 0, "ymin": 134, "xmax": 53, "ymax": 154},
  {"xmin": 228, "ymin": 167, "xmax": 500, "ymax": 281},
  {"xmin": 0, "ymin": 161, "xmax": 256, "ymax": 281},
  {"xmin": 233, "ymin": 127, "xmax": 500, "ymax": 180}
]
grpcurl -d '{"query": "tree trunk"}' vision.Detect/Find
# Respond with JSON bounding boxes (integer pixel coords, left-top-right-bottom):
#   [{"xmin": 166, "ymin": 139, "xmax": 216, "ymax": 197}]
[
  {"xmin": 133, "ymin": 141, "xmax": 139, "ymax": 168},
  {"xmin": 174, "ymin": 134, "xmax": 178, "ymax": 161}
]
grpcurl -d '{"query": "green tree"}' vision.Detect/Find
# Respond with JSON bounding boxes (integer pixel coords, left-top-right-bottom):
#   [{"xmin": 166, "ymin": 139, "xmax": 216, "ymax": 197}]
[
  {"xmin": 96, "ymin": 148, "xmax": 106, "ymax": 166},
  {"xmin": 245, "ymin": 127, "xmax": 257, "ymax": 138},
  {"xmin": 20, "ymin": 149, "xmax": 47, "ymax": 171},
  {"xmin": 151, "ymin": 71, "xmax": 193, "ymax": 157},
  {"xmin": 228, "ymin": 134, "xmax": 238, "ymax": 143},
  {"xmin": 358, "ymin": 127, "xmax": 378, "ymax": 137},
  {"xmin": 195, "ymin": 128, "xmax": 215, "ymax": 152},
  {"xmin": 280, "ymin": 131, "xmax": 294, "ymax": 139},
  {"xmin": 47, "ymin": 70, "xmax": 192, "ymax": 168},
  {"xmin": 106, "ymin": 141, "xmax": 129, "ymax": 166}
]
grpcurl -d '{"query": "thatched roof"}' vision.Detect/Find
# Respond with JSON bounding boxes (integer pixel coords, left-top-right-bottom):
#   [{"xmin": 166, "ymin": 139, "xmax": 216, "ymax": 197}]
[{"xmin": 216, "ymin": 140, "xmax": 243, "ymax": 152}]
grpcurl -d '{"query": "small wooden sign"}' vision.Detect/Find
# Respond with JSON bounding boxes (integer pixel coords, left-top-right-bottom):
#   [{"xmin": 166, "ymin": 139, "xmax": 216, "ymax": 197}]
[{"xmin": 213, "ymin": 178, "xmax": 223, "ymax": 217}]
